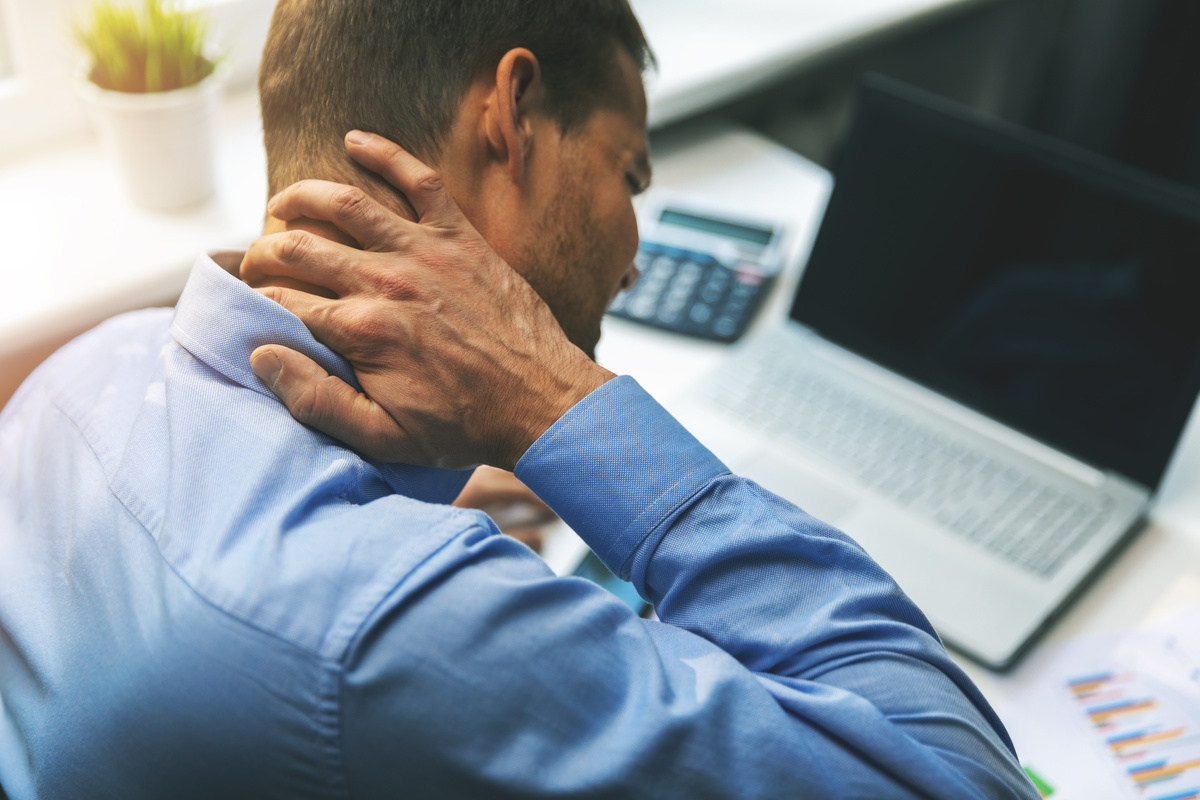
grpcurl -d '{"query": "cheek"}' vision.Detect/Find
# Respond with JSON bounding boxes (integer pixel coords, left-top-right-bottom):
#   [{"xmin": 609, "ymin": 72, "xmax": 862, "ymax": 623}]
[
  {"xmin": 620, "ymin": 203, "xmax": 639, "ymax": 264},
  {"xmin": 604, "ymin": 199, "xmax": 639, "ymax": 287}
]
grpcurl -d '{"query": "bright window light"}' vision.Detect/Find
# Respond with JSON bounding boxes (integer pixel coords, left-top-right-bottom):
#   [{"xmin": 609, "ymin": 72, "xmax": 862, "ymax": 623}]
[{"xmin": 0, "ymin": 17, "xmax": 12, "ymax": 80}]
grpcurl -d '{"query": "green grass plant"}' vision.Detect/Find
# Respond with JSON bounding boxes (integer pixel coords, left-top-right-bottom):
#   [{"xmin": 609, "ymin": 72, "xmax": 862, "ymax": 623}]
[{"xmin": 74, "ymin": 0, "xmax": 216, "ymax": 93}]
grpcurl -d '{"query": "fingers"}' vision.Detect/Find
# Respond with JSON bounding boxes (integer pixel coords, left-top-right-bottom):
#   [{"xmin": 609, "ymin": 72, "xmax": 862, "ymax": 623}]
[
  {"xmin": 250, "ymin": 345, "xmax": 411, "ymax": 463},
  {"xmin": 344, "ymin": 131, "xmax": 462, "ymax": 226},
  {"xmin": 254, "ymin": 284, "xmax": 364, "ymax": 355},
  {"xmin": 266, "ymin": 180, "xmax": 409, "ymax": 252},
  {"xmin": 242, "ymin": 229, "xmax": 368, "ymax": 297}
]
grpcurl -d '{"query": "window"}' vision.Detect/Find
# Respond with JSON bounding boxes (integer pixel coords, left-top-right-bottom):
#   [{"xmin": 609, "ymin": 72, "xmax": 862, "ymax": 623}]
[
  {"xmin": 0, "ymin": 0, "xmax": 272, "ymax": 156},
  {"xmin": 0, "ymin": 0, "xmax": 90, "ymax": 154},
  {"xmin": 0, "ymin": 16, "xmax": 12, "ymax": 81},
  {"xmin": 0, "ymin": 0, "xmax": 18, "ymax": 85}
]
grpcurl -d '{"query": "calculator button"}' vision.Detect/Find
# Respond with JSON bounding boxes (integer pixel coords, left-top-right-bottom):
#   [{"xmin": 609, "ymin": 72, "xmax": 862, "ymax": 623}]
[
  {"xmin": 648, "ymin": 256, "xmax": 677, "ymax": 276},
  {"xmin": 657, "ymin": 307, "xmax": 682, "ymax": 325},
  {"xmin": 713, "ymin": 316, "xmax": 739, "ymax": 338},
  {"xmin": 700, "ymin": 283, "xmax": 726, "ymax": 304},
  {"xmin": 689, "ymin": 304, "xmax": 713, "ymax": 324},
  {"xmin": 663, "ymin": 294, "xmax": 687, "ymax": 311},
  {"xmin": 628, "ymin": 297, "xmax": 657, "ymax": 319}
]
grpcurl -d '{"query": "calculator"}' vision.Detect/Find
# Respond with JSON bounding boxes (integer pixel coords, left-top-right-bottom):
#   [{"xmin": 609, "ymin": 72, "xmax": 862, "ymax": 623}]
[{"xmin": 607, "ymin": 194, "xmax": 790, "ymax": 342}]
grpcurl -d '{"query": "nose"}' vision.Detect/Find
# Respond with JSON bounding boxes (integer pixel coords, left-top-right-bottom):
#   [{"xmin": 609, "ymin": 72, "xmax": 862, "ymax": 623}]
[{"xmin": 620, "ymin": 260, "xmax": 640, "ymax": 292}]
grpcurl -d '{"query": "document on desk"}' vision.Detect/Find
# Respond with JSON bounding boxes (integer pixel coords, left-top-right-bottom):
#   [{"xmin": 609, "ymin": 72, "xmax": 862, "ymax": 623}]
[{"xmin": 996, "ymin": 606, "xmax": 1200, "ymax": 800}]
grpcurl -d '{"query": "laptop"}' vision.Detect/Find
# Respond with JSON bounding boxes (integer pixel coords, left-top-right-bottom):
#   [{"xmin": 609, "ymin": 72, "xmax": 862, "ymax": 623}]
[{"xmin": 671, "ymin": 75, "xmax": 1200, "ymax": 669}]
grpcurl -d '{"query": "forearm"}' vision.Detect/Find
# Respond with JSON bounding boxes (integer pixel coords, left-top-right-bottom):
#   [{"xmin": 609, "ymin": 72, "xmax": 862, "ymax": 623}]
[
  {"xmin": 516, "ymin": 376, "xmax": 1037, "ymax": 798},
  {"xmin": 518, "ymin": 377, "xmax": 953, "ymax": 675}
]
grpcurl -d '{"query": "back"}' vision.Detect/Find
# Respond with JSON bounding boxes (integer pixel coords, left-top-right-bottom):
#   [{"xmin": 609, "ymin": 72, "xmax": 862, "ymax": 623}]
[{"xmin": 0, "ymin": 255, "xmax": 471, "ymax": 799}]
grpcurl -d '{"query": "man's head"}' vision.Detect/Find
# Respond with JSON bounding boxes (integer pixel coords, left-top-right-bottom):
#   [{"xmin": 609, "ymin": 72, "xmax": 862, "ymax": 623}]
[{"xmin": 258, "ymin": 0, "xmax": 653, "ymax": 356}]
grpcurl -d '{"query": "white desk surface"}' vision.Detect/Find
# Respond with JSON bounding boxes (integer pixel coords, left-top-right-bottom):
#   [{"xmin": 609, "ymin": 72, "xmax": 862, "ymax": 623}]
[{"xmin": 635, "ymin": 0, "xmax": 996, "ymax": 129}]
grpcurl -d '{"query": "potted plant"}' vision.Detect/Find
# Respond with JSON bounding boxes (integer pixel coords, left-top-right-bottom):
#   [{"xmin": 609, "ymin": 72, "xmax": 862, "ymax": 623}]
[{"xmin": 74, "ymin": 0, "xmax": 223, "ymax": 210}]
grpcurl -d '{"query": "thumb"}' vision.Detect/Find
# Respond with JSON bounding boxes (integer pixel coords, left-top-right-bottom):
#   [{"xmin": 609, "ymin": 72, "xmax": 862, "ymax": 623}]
[{"xmin": 250, "ymin": 345, "xmax": 411, "ymax": 462}]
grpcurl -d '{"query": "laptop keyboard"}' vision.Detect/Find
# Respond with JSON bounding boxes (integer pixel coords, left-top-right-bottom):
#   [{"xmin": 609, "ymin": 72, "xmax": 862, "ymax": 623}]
[{"xmin": 705, "ymin": 344, "xmax": 1115, "ymax": 579}]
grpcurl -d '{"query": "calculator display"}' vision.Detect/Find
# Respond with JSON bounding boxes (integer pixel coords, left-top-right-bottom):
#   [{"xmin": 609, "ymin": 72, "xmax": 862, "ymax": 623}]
[{"xmin": 659, "ymin": 209, "xmax": 774, "ymax": 248}]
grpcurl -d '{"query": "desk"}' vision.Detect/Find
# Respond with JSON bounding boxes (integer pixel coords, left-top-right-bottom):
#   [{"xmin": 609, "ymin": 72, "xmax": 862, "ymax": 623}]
[{"xmin": 581, "ymin": 119, "xmax": 1200, "ymax": 800}]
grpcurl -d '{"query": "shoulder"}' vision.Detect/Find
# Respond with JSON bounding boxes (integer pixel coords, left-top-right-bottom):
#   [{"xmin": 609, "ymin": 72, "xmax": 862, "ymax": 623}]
[
  {"xmin": 175, "ymin": 479, "xmax": 503, "ymax": 662},
  {"xmin": 8, "ymin": 307, "xmax": 174, "ymax": 410}
]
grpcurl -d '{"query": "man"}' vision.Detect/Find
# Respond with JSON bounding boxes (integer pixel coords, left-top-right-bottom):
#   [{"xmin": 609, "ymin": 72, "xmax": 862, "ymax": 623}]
[{"xmin": 0, "ymin": 1, "xmax": 1039, "ymax": 799}]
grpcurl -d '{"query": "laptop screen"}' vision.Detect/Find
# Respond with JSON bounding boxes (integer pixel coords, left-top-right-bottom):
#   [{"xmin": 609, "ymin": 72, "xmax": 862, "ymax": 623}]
[{"xmin": 791, "ymin": 77, "xmax": 1200, "ymax": 490}]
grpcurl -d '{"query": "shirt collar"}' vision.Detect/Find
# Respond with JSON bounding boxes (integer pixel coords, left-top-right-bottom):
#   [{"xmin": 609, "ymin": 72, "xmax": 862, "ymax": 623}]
[{"xmin": 170, "ymin": 252, "xmax": 471, "ymax": 504}]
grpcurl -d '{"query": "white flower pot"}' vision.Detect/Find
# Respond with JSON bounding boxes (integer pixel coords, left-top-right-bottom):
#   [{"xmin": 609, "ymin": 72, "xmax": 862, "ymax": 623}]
[{"xmin": 75, "ymin": 68, "xmax": 222, "ymax": 211}]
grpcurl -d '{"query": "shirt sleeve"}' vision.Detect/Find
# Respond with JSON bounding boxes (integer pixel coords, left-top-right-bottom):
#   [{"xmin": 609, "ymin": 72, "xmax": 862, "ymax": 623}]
[{"xmin": 337, "ymin": 376, "xmax": 1040, "ymax": 800}]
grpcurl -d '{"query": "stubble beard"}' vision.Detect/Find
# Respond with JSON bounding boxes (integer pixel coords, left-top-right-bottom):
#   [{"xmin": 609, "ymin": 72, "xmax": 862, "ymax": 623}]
[{"xmin": 524, "ymin": 180, "xmax": 607, "ymax": 361}]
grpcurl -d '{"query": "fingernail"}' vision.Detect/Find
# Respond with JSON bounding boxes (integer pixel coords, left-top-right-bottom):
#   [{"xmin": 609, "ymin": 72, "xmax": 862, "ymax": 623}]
[
  {"xmin": 250, "ymin": 349, "xmax": 282, "ymax": 388},
  {"xmin": 346, "ymin": 130, "xmax": 371, "ymax": 146},
  {"xmin": 266, "ymin": 192, "xmax": 280, "ymax": 214}
]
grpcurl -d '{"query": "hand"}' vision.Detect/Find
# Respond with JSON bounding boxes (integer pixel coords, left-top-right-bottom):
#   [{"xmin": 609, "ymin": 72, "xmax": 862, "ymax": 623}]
[
  {"xmin": 244, "ymin": 132, "xmax": 614, "ymax": 471},
  {"xmin": 454, "ymin": 466, "xmax": 558, "ymax": 553}
]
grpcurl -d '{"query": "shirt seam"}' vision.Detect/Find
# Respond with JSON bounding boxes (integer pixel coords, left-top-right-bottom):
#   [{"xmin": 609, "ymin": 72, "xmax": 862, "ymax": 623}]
[
  {"xmin": 609, "ymin": 461, "xmax": 731, "ymax": 578},
  {"xmin": 45, "ymin": 388, "xmax": 323, "ymax": 651},
  {"xmin": 170, "ymin": 318, "xmax": 276, "ymax": 401},
  {"xmin": 60, "ymin": 384, "xmax": 470, "ymax": 667},
  {"xmin": 40, "ymin": 385, "xmax": 351, "ymax": 796},
  {"xmin": 335, "ymin": 517, "xmax": 497, "ymax": 800},
  {"xmin": 319, "ymin": 506, "xmax": 482, "ymax": 657},
  {"xmin": 43, "ymin": 343, "xmax": 474, "ymax": 653}
]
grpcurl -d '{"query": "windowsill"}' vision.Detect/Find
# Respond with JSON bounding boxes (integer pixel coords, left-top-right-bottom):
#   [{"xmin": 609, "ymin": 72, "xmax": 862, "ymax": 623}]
[
  {"xmin": 0, "ymin": 86, "xmax": 266, "ymax": 362},
  {"xmin": 0, "ymin": 74, "xmax": 23, "ymax": 100}
]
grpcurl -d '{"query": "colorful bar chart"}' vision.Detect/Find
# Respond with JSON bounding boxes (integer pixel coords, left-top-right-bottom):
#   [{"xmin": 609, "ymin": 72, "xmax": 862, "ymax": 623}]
[{"xmin": 1063, "ymin": 627, "xmax": 1200, "ymax": 800}]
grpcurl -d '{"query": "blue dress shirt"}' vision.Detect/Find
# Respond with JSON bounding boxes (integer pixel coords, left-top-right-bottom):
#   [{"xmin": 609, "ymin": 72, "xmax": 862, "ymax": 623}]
[{"xmin": 0, "ymin": 253, "xmax": 1039, "ymax": 799}]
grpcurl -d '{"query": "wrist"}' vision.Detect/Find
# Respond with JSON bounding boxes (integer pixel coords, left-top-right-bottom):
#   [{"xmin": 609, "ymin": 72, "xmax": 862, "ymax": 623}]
[{"xmin": 500, "ymin": 354, "xmax": 615, "ymax": 471}]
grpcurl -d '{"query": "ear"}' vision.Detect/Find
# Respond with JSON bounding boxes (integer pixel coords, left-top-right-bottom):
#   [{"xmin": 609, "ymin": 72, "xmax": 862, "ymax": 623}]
[{"xmin": 484, "ymin": 48, "xmax": 544, "ymax": 182}]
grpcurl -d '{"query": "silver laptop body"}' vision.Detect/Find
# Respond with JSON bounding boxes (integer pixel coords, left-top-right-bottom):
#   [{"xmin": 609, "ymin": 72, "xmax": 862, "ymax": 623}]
[{"xmin": 672, "ymin": 77, "xmax": 1200, "ymax": 669}]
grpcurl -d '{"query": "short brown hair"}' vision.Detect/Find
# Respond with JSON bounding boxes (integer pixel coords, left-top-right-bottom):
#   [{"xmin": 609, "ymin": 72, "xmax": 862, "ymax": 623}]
[{"xmin": 259, "ymin": 0, "xmax": 651, "ymax": 198}]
